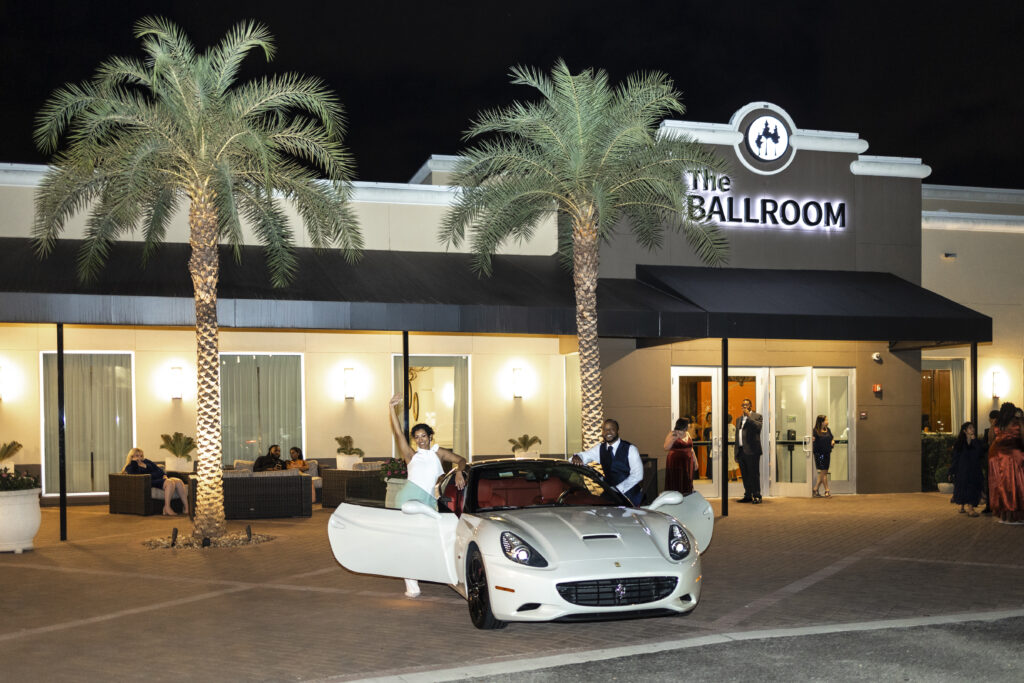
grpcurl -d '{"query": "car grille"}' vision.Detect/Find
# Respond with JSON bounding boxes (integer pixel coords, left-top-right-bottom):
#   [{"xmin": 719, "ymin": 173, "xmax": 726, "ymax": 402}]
[{"xmin": 556, "ymin": 577, "xmax": 678, "ymax": 606}]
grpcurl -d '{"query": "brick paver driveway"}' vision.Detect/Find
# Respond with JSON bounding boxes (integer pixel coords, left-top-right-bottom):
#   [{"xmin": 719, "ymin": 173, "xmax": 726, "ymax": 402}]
[{"xmin": 2, "ymin": 493, "xmax": 1023, "ymax": 681}]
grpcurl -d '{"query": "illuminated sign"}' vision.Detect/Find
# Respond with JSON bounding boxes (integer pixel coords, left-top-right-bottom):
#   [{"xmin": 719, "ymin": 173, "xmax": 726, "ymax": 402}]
[
  {"xmin": 687, "ymin": 171, "xmax": 847, "ymax": 231},
  {"xmin": 746, "ymin": 115, "xmax": 789, "ymax": 161}
]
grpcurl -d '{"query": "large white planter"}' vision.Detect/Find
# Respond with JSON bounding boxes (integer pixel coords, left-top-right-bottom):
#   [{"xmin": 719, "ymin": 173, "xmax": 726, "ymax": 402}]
[
  {"xmin": 0, "ymin": 488, "xmax": 42, "ymax": 553},
  {"xmin": 385, "ymin": 478, "xmax": 407, "ymax": 509}
]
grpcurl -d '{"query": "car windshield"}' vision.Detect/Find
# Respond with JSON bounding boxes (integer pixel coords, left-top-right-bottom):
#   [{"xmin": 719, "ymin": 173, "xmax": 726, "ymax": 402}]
[{"xmin": 467, "ymin": 460, "xmax": 630, "ymax": 512}]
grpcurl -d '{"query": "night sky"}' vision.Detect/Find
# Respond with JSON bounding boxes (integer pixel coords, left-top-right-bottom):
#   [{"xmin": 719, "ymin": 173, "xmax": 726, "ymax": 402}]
[{"xmin": 1, "ymin": 1, "xmax": 1021, "ymax": 188}]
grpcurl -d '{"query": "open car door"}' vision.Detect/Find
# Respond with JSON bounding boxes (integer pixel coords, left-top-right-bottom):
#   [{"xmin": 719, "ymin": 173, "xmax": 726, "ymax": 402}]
[
  {"xmin": 645, "ymin": 490, "xmax": 715, "ymax": 553},
  {"xmin": 328, "ymin": 501, "xmax": 458, "ymax": 584}
]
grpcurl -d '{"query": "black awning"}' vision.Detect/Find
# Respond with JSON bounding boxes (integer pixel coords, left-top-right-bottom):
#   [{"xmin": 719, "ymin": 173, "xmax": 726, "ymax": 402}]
[
  {"xmin": 0, "ymin": 238, "xmax": 991, "ymax": 346},
  {"xmin": 0, "ymin": 238, "xmax": 701, "ymax": 337},
  {"xmin": 637, "ymin": 265, "xmax": 992, "ymax": 346}
]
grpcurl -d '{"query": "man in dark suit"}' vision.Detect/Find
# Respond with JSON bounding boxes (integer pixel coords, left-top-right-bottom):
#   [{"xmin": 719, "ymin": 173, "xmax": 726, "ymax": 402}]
[{"xmin": 735, "ymin": 399, "xmax": 764, "ymax": 503}]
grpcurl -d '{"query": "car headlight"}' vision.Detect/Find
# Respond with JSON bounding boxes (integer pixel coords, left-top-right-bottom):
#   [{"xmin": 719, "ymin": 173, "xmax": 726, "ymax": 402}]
[
  {"xmin": 668, "ymin": 524, "xmax": 690, "ymax": 560},
  {"xmin": 500, "ymin": 531, "xmax": 548, "ymax": 567}
]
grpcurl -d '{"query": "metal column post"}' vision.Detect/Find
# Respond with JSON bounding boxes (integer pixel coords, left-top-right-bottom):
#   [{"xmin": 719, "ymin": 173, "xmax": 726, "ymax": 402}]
[
  {"xmin": 970, "ymin": 342, "xmax": 978, "ymax": 427},
  {"xmin": 721, "ymin": 337, "xmax": 729, "ymax": 518},
  {"xmin": 57, "ymin": 323, "xmax": 67, "ymax": 541}
]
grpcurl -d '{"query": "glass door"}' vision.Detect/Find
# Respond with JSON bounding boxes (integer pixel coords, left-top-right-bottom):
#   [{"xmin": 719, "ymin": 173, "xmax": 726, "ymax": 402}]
[
  {"xmin": 769, "ymin": 367, "xmax": 814, "ymax": 497},
  {"xmin": 813, "ymin": 369, "xmax": 855, "ymax": 494},
  {"xmin": 670, "ymin": 367, "xmax": 719, "ymax": 499},
  {"xmin": 670, "ymin": 367, "xmax": 767, "ymax": 500}
]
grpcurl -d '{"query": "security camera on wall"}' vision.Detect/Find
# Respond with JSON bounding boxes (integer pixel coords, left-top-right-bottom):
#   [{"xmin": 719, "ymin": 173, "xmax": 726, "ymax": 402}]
[{"xmin": 871, "ymin": 352, "xmax": 883, "ymax": 363}]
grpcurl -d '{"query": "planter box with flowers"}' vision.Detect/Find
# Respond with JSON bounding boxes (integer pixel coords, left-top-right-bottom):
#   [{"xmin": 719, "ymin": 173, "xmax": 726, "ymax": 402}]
[
  {"xmin": 0, "ymin": 441, "xmax": 42, "ymax": 554},
  {"xmin": 380, "ymin": 457, "xmax": 407, "ymax": 508}
]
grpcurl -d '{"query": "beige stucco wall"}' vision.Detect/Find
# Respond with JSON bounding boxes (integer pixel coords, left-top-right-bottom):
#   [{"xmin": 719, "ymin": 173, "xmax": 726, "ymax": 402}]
[
  {"xmin": 0, "ymin": 324, "xmax": 571, "ymax": 476},
  {"xmin": 922, "ymin": 227, "xmax": 1024, "ymax": 414},
  {"xmin": 598, "ymin": 338, "xmax": 921, "ymax": 493},
  {"xmin": 0, "ymin": 165, "xmax": 557, "ymax": 256}
]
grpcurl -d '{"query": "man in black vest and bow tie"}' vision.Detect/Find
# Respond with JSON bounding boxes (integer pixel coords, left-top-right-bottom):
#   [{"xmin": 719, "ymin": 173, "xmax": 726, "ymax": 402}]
[
  {"xmin": 736, "ymin": 398, "xmax": 764, "ymax": 504},
  {"xmin": 571, "ymin": 419, "xmax": 644, "ymax": 505}
]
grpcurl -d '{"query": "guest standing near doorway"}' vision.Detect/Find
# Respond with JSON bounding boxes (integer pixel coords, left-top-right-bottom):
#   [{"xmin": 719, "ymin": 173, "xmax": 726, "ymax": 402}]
[
  {"xmin": 988, "ymin": 402, "xmax": 1024, "ymax": 525},
  {"xmin": 951, "ymin": 421, "xmax": 985, "ymax": 516},
  {"xmin": 812, "ymin": 415, "xmax": 835, "ymax": 498},
  {"xmin": 664, "ymin": 418, "xmax": 695, "ymax": 494},
  {"xmin": 736, "ymin": 399, "xmax": 763, "ymax": 503}
]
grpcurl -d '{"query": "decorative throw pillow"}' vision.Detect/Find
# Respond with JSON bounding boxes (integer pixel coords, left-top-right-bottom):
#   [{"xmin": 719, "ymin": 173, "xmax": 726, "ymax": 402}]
[{"xmin": 234, "ymin": 459, "xmax": 255, "ymax": 471}]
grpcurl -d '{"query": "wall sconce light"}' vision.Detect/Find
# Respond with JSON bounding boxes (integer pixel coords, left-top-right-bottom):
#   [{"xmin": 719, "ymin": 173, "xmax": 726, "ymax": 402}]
[
  {"xmin": 170, "ymin": 366, "xmax": 183, "ymax": 400},
  {"xmin": 512, "ymin": 367, "xmax": 524, "ymax": 399},
  {"xmin": 992, "ymin": 370, "xmax": 1007, "ymax": 399},
  {"xmin": 344, "ymin": 367, "xmax": 356, "ymax": 399},
  {"xmin": 871, "ymin": 383, "xmax": 883, "ymax": 394}
]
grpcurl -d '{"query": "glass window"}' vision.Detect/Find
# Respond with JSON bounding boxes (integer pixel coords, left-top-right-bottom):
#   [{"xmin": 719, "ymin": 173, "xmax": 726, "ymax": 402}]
[
  {"xmin": 921, "ymin": 360, "xmax": 963, "ymax": 434},
  {"xmin": 42, "ymin": 353, "xmax": 134, "ymax": 494},
  {"xmin": 392, "ymin": 355, "xmax": 469, "ymax": 457},
  {"xmin": 220, "ymin": 354, "xmax": 303, "ymax": 465}
]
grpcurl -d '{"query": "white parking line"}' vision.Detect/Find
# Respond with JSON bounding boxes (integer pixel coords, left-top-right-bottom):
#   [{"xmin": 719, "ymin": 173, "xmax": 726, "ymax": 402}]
[{"xmin": 330, "ymin": 608, "xmax": 1024, "ymax": 683}]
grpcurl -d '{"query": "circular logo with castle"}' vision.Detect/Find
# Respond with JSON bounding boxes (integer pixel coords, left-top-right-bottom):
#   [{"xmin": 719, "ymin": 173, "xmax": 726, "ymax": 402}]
[{"xmin": 746, "ymin": 114, "xmax": 789, "ymax": 162}]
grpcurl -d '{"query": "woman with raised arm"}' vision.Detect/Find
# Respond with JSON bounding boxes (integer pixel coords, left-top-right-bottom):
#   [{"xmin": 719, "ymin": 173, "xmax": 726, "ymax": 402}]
[{"xmin": 388, "ymin": 393, "xmax": 467, "ymax": 597}]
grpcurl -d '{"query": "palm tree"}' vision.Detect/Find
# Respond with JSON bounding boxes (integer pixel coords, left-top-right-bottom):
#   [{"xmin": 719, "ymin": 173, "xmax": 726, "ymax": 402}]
[
  {"xmin": 33, "ymin": 17, "xmax": 361, "ymax": 538},
  {"xmin": 441, "ymin": 61, "xmax": 728, "ymax": 450}
]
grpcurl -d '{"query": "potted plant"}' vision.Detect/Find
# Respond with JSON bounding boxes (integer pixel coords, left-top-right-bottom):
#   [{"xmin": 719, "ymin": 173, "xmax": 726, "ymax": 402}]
[
  {"xmin": 159, "ymin": 432, "xmax": 197, "ymax": 473},
  {"xmin": 380, "ymin": 457, "xmax": 408, "ymax": 508},
  {"xmin": 0, "ymin": 441, "xmax": 42, "ymax": 554},
  {"xmin": 935, "ymin": 465, "xmax": 954, "ymax": 494},
  {"xmin": 335, "ymin": 435, "xmax": 365, "ymax": 469},
  {"xmin": 509, "ymin": 434, "xmax": 542, "ymax": 459},
  {"xmin": 335, "ymin": 435, "xmax": 365, "ymax": 456}
]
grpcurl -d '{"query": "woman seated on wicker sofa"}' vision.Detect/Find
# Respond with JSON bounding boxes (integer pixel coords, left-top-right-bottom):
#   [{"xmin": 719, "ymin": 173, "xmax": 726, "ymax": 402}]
[
  {"xmin": 123, "ymin": 447, "xmax": 189, "ymax": 516},
  {"xmin": 287, "ymin": 446, "xmax": 317, "ymax": 503}
]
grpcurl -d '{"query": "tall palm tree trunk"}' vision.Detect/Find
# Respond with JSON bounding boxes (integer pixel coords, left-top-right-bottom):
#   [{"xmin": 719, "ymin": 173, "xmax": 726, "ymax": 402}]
[
  {"xmin": 189, "ymin": 188, "xmax": 227, "ymax": 539},
  {"xmin": 572, "ymin": 213, "xmax": 604, "ymax": 450}
]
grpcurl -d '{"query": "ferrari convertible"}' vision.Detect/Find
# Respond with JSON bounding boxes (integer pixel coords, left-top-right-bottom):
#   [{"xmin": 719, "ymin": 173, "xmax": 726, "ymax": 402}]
[{"xmin": 327, "ymin": 459, "xmax": 714, "ymax": 629}]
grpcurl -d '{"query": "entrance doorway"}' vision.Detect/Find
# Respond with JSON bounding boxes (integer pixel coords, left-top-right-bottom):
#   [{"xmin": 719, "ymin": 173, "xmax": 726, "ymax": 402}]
[{"xmin": 671, "ymin": 366, "xmax": 855, "ymax": 498}]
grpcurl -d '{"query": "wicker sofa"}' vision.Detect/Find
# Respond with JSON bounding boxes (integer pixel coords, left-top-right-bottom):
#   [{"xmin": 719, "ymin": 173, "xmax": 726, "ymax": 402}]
[
  {"xmin": 187, "ymin": 469, "xmax": 312, "ymax": 519},
  {"xmin": 108, "ymin": 473, "xmax": 187, "ymax": 515}
]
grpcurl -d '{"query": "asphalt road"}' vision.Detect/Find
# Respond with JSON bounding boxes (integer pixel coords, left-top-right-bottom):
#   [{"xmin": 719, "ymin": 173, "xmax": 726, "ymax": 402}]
[{"xmin": 461, "ymin": 616, "xmax": 1024, "ymax": 682}]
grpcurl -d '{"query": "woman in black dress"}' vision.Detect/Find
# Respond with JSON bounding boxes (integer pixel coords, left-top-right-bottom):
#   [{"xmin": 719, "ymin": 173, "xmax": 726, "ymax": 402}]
[
  {"xmin": 950, "ymin": 421, "xmax": 986, "ymax": 516},
  {"xmin": 812, "ymin": 415, "xmax": 834, "ymax": 497},
  {"xmin": 123, "ymin": 447, "xmax": 189, "ymax": 516}
]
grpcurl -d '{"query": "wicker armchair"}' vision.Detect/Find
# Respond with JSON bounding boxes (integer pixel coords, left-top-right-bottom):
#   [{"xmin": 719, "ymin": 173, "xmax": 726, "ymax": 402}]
[
  {"xmin": 108, "ymin": 473, "xmax": 185, "ymax": 515},
  {"xmin": 321, "ymin": 469, "xmax": 386, "ymax": 508}
]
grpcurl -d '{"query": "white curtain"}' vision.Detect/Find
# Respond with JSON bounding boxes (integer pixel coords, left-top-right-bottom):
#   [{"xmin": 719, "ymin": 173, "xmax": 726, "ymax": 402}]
[
  {"xmin": 220, "ymin": 354, "xmax": 302, "ymax": 465},
  {"xmin": 43, "ymin": 353, "xmax": 134, "ymax": 493}
]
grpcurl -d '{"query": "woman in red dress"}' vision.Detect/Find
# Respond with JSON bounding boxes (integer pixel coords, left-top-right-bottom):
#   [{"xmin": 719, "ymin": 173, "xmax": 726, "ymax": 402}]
[
  {"xmin": 988, "ymin": 402, "xmax": 1024, "ymax": 525},
  {"xmin": 664, "ymin": 418, "xmax": 696, "ymax": 494}
]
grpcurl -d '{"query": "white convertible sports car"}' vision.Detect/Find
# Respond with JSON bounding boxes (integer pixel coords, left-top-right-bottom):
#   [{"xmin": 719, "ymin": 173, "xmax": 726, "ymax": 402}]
[{"xmin": 327, "ymin": 459, "xmax": 714, "ymax": 629}]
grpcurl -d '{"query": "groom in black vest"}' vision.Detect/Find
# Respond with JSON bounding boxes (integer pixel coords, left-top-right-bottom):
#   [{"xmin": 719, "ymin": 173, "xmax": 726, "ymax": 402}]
[{"xmin": 572, "ymin": 419, "xmax": 645, "ymax": 505}]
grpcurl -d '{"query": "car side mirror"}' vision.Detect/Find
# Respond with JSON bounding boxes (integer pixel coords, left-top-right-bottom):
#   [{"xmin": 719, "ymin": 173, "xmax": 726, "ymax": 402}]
[
  {"xmin": 645, "ymin": 490, "xmax": 684, "ymax": 511},
  {"xmin": 401, "ymin": 500, "xmax": 440, "ymax": 519}
]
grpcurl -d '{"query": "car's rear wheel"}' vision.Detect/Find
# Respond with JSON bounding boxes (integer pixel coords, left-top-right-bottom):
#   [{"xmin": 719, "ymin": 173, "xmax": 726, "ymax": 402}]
[{"xmin": 467, "ymin": 547, "xmax": 506, "ymax": 629}]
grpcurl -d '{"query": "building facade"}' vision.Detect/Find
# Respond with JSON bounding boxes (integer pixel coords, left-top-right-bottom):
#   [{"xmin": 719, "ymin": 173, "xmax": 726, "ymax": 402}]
[{"xmin": 0, "ymin": 102, "xmax": 1006, "ymax": 501}]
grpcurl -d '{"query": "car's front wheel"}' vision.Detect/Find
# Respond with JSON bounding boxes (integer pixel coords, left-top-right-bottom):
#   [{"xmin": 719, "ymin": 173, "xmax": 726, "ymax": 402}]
[{"xmin": 467, "ymin": 547, "xmax": 506, "ymax": 629}]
